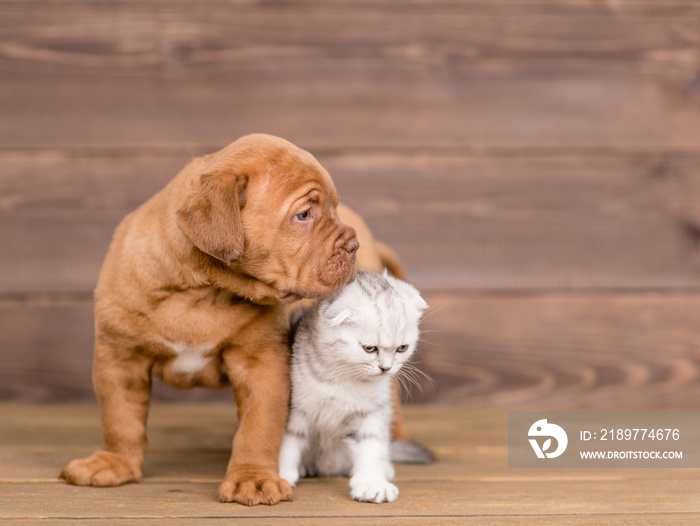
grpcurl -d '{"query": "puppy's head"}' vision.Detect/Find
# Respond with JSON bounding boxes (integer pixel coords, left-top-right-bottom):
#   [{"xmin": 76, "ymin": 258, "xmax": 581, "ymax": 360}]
[{"xmin": 177, "ymin": 134, "xmax": 358, "ymax": 301}]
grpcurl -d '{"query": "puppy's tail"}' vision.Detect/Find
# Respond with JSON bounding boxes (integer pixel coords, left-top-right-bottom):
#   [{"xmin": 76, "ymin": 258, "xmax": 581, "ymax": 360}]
[
  {"xmin": 390, "ymin": 439, "xmax": 436, "ymax": 465},
  {"xmin": 375, "ymin": 240, "xmax": 406, "ymax": 281}
]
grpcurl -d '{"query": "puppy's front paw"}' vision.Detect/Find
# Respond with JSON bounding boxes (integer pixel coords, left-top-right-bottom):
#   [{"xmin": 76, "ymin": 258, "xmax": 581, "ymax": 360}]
[
  {"xmin": 349, "ymin": 478, "xmax": 399, "ymax": 503},
  {"xmin": 219, "ymin": 467, "xmax": 293, "ymax": 506},
  {"xmin": 60, "ymin": 451, "xmax": 141, "ymax": 487}
]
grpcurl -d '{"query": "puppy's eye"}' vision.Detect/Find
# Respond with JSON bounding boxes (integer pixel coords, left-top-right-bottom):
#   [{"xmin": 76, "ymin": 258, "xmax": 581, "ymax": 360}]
[
  {"xmin": 362, "ymin": 345, "xmax": 378, "ymax": 353},
  {"xmin": 294, "ymin": 210, "xmax": 311, "ymax": 221},
  {"xmin": 396, "ymin": 345, "xmax": 409, "ymax": 353}
]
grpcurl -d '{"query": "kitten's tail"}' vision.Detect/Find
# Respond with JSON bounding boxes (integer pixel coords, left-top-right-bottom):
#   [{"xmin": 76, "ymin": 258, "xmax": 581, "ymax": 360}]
[{"xmin": 390, "ymin": 440, "xmax": 436, "ymax": 464}]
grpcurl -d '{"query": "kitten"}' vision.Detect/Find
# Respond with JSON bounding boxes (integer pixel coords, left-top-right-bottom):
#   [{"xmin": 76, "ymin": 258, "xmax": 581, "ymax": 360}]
[{"xmin": 279, "ymin": 271, "xmax": 429, "ymax": 503}]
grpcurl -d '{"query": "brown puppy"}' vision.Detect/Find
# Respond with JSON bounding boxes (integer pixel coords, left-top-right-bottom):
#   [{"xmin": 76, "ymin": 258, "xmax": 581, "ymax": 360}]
[{"xmin": 59, "ymin": 134, "xmax": 406, "ymax": 505}]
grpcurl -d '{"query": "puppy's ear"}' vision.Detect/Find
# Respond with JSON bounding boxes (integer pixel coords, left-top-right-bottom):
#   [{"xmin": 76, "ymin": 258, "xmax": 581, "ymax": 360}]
[{"xmin": 177, "ymin": 172, "xmax": 247, "ymax": 263}]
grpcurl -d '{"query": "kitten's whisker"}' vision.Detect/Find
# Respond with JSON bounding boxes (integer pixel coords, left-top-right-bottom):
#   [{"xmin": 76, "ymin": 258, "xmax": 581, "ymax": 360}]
[
  {"xmin": 396, "ymin": 368, "xmax": 422, "ymax": 396},
  {"xmin": 397, "ymin": 364, "xmax": 434, "ymax": 397},
  {"xmin": 397, "ymin": 371, "xmax": 417, "ymax": 391},
  {"xmin": 420, "ymin": 304, "xmax": 445, "ymax": 322},
  {"xmin": 395, "ymin": 374, "xmax": 413, "ymax": 401},
  {"xmin": 403, "ymin": 363, "xmax": 434, "ymax": 384}
]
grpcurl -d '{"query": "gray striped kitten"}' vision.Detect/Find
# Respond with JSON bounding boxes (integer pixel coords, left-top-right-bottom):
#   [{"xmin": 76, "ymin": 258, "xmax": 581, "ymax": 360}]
[{"xmin": 279, "ymin": 271, "xmax": 430, "ymax": 503}]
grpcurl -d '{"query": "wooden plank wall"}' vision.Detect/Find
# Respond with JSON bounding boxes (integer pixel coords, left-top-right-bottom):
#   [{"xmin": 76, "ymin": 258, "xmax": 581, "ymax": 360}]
[{"xmin": 1, "ymin": 0, "xmax": 699, "ymax": 406}]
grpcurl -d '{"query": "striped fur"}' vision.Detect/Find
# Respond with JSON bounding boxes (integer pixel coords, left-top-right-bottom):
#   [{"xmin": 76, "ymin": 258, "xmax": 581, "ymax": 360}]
[{"xmin": 278, "ymin": 271, "xmax": 427, "ymax": 503}]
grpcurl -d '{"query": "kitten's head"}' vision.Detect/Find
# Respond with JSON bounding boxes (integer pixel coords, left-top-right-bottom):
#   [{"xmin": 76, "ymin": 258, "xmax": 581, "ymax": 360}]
[{"xmin": 318, "ymin": 271, "xmax": 428, "ymax": 380}]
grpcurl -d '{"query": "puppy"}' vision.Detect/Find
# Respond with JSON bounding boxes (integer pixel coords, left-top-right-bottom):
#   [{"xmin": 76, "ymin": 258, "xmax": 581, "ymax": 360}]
[{"xmin": 59, "ymin": 134, "xmax": 407, "ymax": 505}]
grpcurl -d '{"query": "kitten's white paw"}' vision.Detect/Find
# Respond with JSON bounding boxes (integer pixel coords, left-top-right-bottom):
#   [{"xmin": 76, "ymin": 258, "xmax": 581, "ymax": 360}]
[
  {"xmin": 299, "ymin": 463, "xmax": 317, "ymax": 478},
  {"xmin": 384, "ymin": 461, "xmax": 395, "ymax": 481},
  {"xmin": 349, "ymin": 479, "xmax": 399, "ymax": 503},
  {"xmin": 279, "ymin": 468, "xmax": 299, "ymax": 488}
]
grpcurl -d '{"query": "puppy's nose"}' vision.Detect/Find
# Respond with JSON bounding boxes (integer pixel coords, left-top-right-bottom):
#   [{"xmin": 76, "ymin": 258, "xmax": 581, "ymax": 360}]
[
  {"xmin": 345, "ymin": 238, "xmax": 359, "ymax": 255},
  {"xmin": 337, "ymin": 228, "xmax": 359, "ymax": 255}
]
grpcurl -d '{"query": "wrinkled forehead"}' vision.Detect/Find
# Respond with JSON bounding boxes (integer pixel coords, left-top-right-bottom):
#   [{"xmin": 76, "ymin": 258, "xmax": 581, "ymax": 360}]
[{"xmin": 249, "ymin": 149, "xmax": 338, "ymax": 206}]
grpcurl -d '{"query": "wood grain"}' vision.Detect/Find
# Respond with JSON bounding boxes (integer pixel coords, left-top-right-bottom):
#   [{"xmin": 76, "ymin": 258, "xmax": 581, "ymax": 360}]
[
  {"xmin": 0, "ymin": 1, "xmax": 698, "ymax": 149},
  {"xmin": 1, "ymin": 404, "xmax": 699, "ymax": 523},
  {"xmin": 1, "ymin": 0, "xmax": 699, "ymax": 413},
  {"xmin": 2, "ymin": 153, "xmax": 700, "ymax": 293},
  {"xmin": 0, "ymin": 298, "xmax": 233, "ymax": 403},
  {"xmin": 3, "ymin": 292, "xmax": 699, "ymax": 407},
  {"xmin": 418, "ymin": 291, "xmax": 700, "ymax": 408},
  {"xmin": 5, "ymin": 519, "xmax": 700, "ymax": 526}
]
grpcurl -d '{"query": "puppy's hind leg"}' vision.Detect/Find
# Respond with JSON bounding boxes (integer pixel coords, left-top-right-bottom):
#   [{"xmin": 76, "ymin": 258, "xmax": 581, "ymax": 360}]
[{"xmin": 60, "ymin": 338, "xmax": 152, "ymax": 487}]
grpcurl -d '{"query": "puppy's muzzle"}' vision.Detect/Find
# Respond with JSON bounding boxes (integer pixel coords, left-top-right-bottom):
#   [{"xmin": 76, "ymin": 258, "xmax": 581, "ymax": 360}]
[{"xmin": 336, "ymin": 229, "xmax": 359, "ymax": 263}]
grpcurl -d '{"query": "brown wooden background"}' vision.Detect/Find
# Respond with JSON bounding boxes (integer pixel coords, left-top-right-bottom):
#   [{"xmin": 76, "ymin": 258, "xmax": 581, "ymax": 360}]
[{"xmin": 1, "ymin": 0, "xmax": 699, "ymax": 408}]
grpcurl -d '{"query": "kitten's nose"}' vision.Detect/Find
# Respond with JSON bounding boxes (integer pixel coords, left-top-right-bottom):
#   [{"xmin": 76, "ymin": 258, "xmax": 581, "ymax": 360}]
[{"xmin": 379, "ymin": 365, "xmax": 391, "ymax": 374}]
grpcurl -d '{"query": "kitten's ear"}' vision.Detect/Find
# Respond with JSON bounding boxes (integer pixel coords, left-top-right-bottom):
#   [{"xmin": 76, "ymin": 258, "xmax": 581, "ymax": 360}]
[
  {"xmin": 323, "ymin": 300, "xmax": 355, "ymax": 327},
  {"xmin": 327, "ymin": 308, "xmax": 354, "ymax": 327},
  {"xmin": 411, "ymin": 289, "xmax": 429, "ymax": 315}
]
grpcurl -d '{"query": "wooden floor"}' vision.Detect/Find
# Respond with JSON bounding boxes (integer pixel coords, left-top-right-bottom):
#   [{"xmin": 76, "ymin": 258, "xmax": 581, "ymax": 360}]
[{"xmin": 2, "ymin": 403, "xmax": 699, "ymax": 525}]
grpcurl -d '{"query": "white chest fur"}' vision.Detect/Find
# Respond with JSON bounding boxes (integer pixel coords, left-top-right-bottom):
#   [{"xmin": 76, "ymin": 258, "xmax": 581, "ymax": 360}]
[{"xmin": 157, "ymin": 339, "xmax": 216, "ymax": 376}]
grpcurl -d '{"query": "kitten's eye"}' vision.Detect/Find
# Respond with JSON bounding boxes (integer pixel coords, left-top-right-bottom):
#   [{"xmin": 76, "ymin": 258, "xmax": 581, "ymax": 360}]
[
  {"xmin": 362, "ymin": 345, "xmax": 378, "ymax": 353},
  {"xmin": 396, "ymin": 345, "xmax": 409, "ymax": 353},
  {"xmin": 294, "ymin": 210, "xmax": 311, "ymax": 221}
]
